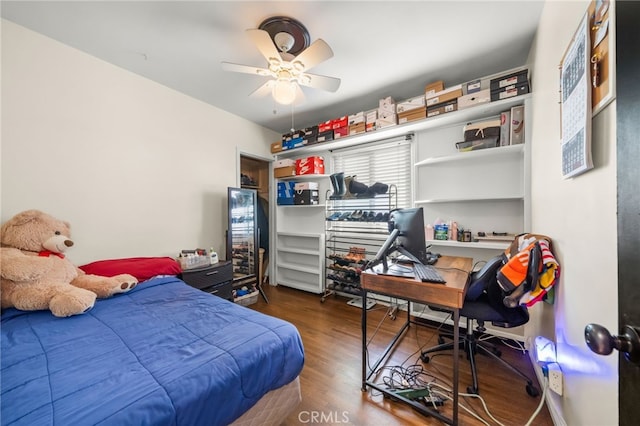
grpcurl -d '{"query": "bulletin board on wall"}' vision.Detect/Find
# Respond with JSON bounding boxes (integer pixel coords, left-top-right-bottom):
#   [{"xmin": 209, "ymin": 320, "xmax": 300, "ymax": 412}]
[{"xmin": 589, "ymin": 0, "xmax": 616, "ymax": 116}]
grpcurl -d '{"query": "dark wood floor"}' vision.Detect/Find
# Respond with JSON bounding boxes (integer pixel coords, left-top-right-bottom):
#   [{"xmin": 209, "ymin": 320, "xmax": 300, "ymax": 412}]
[{"xmin": 251, "ymin": 283, "xmax": 554, "ymax": 426}]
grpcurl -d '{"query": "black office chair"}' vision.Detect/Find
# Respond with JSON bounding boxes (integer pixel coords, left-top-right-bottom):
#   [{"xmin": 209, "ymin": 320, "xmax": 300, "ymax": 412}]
[{"xmin": 420, "ymin": 252, "xmax": 540, "ymax": 397}]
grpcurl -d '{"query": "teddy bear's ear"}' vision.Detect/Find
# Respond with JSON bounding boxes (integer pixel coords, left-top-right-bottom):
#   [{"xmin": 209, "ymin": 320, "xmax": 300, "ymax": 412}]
[{"xmin": 7, "ymin": 210, "xmax": 44, "ymax": 226}]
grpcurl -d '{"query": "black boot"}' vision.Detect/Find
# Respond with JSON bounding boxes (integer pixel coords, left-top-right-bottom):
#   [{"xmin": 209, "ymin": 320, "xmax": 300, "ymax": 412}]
[
  {"xmin": 334, "ymin": 172, "xmax": 346, "ymax": 196},
  {"xmin": 349, "ymin": 178, "xmax": 369, "ymax": 195},
  {"xmin": 329, "ymin": 172, "xmax": 346, "ymax": 199}
]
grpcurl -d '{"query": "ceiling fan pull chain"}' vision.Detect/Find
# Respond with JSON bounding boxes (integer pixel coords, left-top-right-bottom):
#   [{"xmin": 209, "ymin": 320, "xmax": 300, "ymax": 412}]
[{"xmin": 290, "ymin": 103, "xmax": 295, "ymax": 132}]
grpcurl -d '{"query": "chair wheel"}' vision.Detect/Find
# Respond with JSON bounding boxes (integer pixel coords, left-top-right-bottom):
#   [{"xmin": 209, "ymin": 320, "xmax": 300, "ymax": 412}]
[
  {"xmin": 467, "ymin": 386, "xmax": 478, "ymax": 395},
  {"xmin": 420, "ymin": 353, "xmax": 430, "ymax": 363},
  {"xmin": 526, "ymin": 383, "xmax": 540, "ymax": 397}
]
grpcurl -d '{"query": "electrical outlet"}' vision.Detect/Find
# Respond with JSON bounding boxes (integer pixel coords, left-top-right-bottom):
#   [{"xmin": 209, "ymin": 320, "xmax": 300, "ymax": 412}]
[{"xmin": 547, "ymin": 362, "xmax": 563, "ymax": 395}]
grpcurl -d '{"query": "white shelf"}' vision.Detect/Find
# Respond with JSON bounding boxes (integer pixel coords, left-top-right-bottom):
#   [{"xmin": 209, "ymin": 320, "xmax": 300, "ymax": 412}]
[
  {"xmin": 277, "ymin": 231, "xmax": 323, "ymax": 238},
  {"xmin": 276, "ymin": 279, "xmax": 323, "ymax": 295},
  {"xmin": 275, "ymin": 95, "xmax": 529, "ymax": 158},
  {"xmin": 415, "ymin": 144, "xmax": 524, "ymax": 167},
  {"xmin": 276, "ymin": 262, "xmax": 320, "ymax": 275},
  {"xmin": 415, "ymin": 195, "xmax": 524, "ymax": 204},
  {"xmin": 427, "ymin": 239, "xmax": 510, "ymax": 250},
  {"xmin": 276, "ymin": 246, "xmax": 321, "ymax": 256}
]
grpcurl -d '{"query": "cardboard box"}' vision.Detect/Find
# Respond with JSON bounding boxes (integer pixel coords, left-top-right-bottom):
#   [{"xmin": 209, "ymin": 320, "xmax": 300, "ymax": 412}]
[
  {"xmin": 396, "ymin": 95, "xmax": 426, "ymax": 113},
  {"xmin": 277, "ymin": 181, "xmax": 296, "ymax": 197},
  {"xmin": 366, "ymin": 122, "xmax": 376, "ymax": 132},
  {"xmin": 317, "ymin": 129, "xmax": 334, "ymax": 143},
  {"xmin": 274, "ymin": 166, "xmax": 296, "ymax": 179},
  {"xmin": 490, "ymin": 69, "xmax": 529, "ymax": 91},
  {"xmin": 295, "ymin": 156, "xmax": 325, "ymax": 175},
  {"xmin": 277, "ymin": 181, "xmax": 296, "ymax": 205},
  {"xmin": 491, "ymin": 82, "xmax": 530, "ymax": 101},
  {"xmin": 379, "ymin": 96, "xmax": 396, "ymax": 112},
  {"xmin": 318, "ymin": 120, "xmax": 333, "ymax": 133},
  {"xmin": 283, "ymin": 137, "xmax": 304, "ymax": 150},
  {"xmin": 365, "ymin": 109, "xmax": 378, "ymax": 123},
  {"xmin": 458, "ymin": 88, "xmax": 491, "ymax": 110},
  {"xmin": 510, "ymin": 105, "xmax": 525, "ymax": 145},
  {"xmin": 424, "ymin": 80, "xmax": 445, "ymax": 97},
  {"xmin": 331, "ymin": 116, "xmax": 348, "ymax": 130},
  {"xmin": 333, "ymin": 126, "xmax": 349, "ymax": 139},
  {"xmin": 274, "ymin": 159, "xmax": 295, "ymax": 168},
  {"xmin": 426, "ymin": 99, "xmax": 458, "ymax": 117},
  {"xmin": 349, "ymin": 122, "xmax": 366, "ymax": 135},
  {"xmin": 398, "ymin": 106, "xmax": 426, "ymax": 124},
  {"xmin": 348, "ymin": 112, "xmax": 365, "ymax": 125},
  {"xmin": 294, "ymin": 182, "xmax": 319, "ymax": 191},
  {"xmin": 466, "ymin": 79, "xmax": 482, "ymax": 94},
  {"xmin": 294, "ymin": 189, "xmax": 319, "ymax": 205},
  {"xmin": 500, "ymin": 110, "xmax": 511, "ymax": 146},
  {"xmin": 426, "ymin": 85, "xmax": 463, "ymax": 106},
  {"xmin": 270, "ymin": 141, "xmax": 283, "ymax": 153}
]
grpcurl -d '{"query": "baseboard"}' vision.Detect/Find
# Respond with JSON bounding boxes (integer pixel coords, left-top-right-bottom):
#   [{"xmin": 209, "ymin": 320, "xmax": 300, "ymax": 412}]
[{"xmin": 528, "ymin": 348, "xmax": 566, "ymax": 426}]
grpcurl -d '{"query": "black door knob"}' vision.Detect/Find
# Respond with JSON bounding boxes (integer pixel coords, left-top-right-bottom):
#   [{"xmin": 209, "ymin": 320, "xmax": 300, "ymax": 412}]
[{"xmin": 584, "ymin": 323, "xmax": 640, "ymax": 365}]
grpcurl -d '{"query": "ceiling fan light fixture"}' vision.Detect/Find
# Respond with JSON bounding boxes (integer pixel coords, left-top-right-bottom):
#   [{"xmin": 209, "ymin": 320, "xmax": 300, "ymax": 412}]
[{"xmin": 272, "ymin": 79, "xmax": 297, "ymax": 105}]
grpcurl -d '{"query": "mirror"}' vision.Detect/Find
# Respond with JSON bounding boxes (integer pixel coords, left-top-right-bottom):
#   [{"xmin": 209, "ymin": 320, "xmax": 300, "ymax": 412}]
[{"xmin": 227, "ymin": 187, "xmax": 258, "ymax": 285}]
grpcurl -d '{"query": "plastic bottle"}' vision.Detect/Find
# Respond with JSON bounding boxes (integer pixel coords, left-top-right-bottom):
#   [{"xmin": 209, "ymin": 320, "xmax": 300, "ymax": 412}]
[{"xmin": 209, "ymin": 247, "xmax": 219, "ymax": 264}]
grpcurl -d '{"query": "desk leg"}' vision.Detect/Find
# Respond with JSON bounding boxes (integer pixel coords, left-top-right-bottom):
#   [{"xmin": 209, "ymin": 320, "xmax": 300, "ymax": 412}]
[
  {"xmin": 361, "ymin": 289, "xmax": 367, "ymax": 392},
  {"xmin": 452, "ymin": 308, "xmax": 460, "ymax": 425}
]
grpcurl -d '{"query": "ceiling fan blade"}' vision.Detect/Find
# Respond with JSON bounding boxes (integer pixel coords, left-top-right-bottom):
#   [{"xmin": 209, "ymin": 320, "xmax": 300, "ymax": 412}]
[
  {"xmin": 298, "ymin": 73, "xmax": 341, "ymax": 92},
  {"xmin": 221, "ymin": 62, "xmax": 272, "ymax": 77},
  {"xmin": 291, "ymin": 38, "xmax": 333, "ymax": 71},
  {"xmin": 249, "ymin": 80, "xmax": 275, "ymax": 98},
  {"xmin": 246, "ymin": 29, "xmax": 282, "ymax": 63}
]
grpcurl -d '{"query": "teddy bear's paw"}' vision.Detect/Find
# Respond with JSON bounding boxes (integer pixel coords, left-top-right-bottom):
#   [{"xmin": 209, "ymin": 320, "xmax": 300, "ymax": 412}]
[
  {"xmin": 111, "ymin": 274, "xmax": 138, "ymax": 294},
  {"xmin": 50, "ymin": 290, "xmax": 96, "ymax": 317}
]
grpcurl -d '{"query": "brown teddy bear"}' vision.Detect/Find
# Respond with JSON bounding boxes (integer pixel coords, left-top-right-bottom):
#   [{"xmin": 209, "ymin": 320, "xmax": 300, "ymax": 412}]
[{"xmin": 0, "ymin": 209, "xmax": 138, "ymax": 317}]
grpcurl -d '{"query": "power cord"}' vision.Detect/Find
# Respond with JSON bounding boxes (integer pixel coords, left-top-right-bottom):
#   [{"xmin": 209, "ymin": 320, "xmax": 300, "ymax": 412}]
[{"xmin": 524, "ymin": 374, "xmax": 549, "ymax": 426}]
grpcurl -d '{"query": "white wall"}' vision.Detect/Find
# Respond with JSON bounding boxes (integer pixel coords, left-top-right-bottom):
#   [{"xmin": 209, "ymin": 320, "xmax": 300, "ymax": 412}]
[
  {"xmin": 1, "ymin": 20, "xmax": 279, "ymax": 265},
  {"xmin": 528, "ymin": 1, "xmax": 618, "ymax": 424}
]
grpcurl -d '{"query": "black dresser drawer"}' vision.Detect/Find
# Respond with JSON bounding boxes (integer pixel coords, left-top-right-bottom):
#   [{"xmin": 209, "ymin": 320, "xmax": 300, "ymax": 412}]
[
  {"xmin": 181, "ymin": 261, "xmax": 233, "ymax": 290},
  {"xmin": 201, "ymin": 281, "xmax": 233, "ymax": 301}
]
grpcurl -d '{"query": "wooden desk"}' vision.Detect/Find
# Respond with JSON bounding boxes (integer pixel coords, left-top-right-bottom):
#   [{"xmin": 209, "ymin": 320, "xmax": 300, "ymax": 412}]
[{"xmin": 361, "ymin": 255, "xmax": 473, "ymax": 426}]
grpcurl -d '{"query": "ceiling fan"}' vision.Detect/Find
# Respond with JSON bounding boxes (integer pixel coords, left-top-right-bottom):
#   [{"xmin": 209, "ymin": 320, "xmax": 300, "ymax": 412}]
[{"xmin": 221, "ymin": 16, "xmax": 341, "ymax": 105}]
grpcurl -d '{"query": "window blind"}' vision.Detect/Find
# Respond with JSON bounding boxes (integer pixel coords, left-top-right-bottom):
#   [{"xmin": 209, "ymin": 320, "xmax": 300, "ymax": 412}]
[{"xmin": 330, "ymin": 136, "xmax": 413, "ymax": 208}]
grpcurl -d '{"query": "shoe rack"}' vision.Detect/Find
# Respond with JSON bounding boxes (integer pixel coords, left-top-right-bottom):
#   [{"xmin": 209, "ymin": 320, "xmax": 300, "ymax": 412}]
[{"xmin": 321, "ymin": 185, "xmax": 397, "ymax": 303}]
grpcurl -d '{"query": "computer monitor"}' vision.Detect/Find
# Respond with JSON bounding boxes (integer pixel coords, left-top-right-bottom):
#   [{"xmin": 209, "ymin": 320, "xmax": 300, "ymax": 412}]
[{"xmin": 366, "ymin": 207, "xmax": 428, "ymax": 271}]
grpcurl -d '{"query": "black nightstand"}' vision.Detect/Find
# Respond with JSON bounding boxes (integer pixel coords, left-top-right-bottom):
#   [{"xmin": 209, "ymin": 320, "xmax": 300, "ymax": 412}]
[{"xmin": 180, "ymin": 261, "xmax": 233, "ymax": 301}]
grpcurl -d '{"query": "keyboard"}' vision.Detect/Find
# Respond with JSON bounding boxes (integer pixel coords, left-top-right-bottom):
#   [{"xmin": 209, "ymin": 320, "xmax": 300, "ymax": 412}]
[{"xmin": 413, "ymin": 263, "xmax": 446, "ymax": 284}]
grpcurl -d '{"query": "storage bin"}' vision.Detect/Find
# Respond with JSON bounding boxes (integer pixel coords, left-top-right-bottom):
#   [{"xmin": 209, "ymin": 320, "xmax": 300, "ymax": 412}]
[{"xmin": 235, "ymin": 290, "xmax": 259, "ymax": 306}]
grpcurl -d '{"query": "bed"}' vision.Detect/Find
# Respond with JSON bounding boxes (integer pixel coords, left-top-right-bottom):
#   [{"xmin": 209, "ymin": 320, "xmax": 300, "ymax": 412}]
[{"xmin": 1, "ymin": 276, "xmax": 304, "ymax": 425}]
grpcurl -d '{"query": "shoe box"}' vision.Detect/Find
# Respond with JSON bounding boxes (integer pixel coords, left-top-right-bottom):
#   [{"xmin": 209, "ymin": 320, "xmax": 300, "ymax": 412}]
[
  {"xmin": 295, "ymin": 156, "xmax": 325, "ymax": 175},
  {"xmin": 458, "ymin": 88, "xmax": 491, "ymax": 110},
  {"xmin": 398, "ymin": 106, "xmax": 426, "ymax": 124},
  {"xmin": 490, "ymin": 69, "xmax": 530, "ymax": 101},
  {"xmin": 424, "ymin": 80, "xmax": 445, "ymax": 98},
  {"xmin": 274, "ymin": 159, "xmax": 296, "ymax": 179},
  {"xmin": 426, "ymin": 84, "xmax": 462, "ymax": 107},
  {"xmin": 427, "ymin": 99, "xmax": 457, "ymax": 117},
  {"xmin": 302, "ymin": 126, "xmax": 318, "ymax": 145},
  {"xmin": 270, "ymin": 141, "xmax": 283, "ymax": 153},
  {"xmin": 293, "ymin": 181, "xmax": 319, "ymax": 205},
  {"xmin": 277, "ymin": 181, "xmax": 296, "ymax": 205}
]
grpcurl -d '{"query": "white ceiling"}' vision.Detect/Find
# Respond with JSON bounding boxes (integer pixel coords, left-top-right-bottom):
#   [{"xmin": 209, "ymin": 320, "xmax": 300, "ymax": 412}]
[{"xmin": 1, "ymin": 1, "xmax": 544, "ymax": 134}]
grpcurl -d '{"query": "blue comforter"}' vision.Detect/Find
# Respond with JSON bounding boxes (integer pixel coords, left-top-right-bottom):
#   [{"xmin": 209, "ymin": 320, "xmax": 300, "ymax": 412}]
[{"xmin": 1, "ymin": 277, "xmax": 304, "ymax": 425}]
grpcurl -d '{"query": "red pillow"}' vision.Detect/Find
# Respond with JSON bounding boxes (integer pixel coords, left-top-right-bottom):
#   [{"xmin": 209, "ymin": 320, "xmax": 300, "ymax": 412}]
[{"xmin": 79, "ymin": 257, "xmax": 181, "ymax": 282}]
